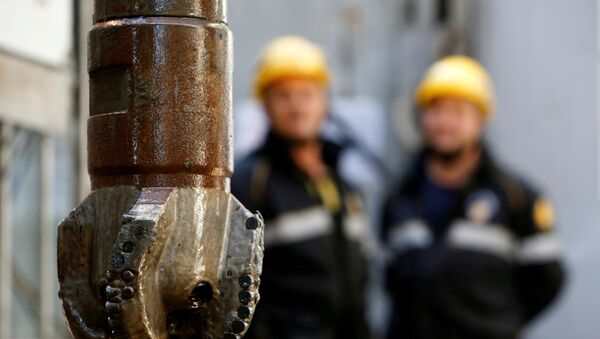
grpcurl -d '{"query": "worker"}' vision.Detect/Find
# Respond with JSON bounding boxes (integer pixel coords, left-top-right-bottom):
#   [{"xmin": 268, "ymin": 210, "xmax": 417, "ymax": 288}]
[
  {"xmin": 232, "ymin": 36, "xmax": 371, "ymax": 339},
  {"xmin": 382, "ymin": 56, "xmax": 565, "ymax": 339}
]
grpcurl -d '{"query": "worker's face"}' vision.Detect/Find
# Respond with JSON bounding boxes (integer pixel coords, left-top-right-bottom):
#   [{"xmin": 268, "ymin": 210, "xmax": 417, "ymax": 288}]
[
  {"xmin": 421, "ymin": 97, "xmax": 485, "ymax": 157},
  {"xmin": 263, "ymin": 77, "xmax": 328, "ymax": 143}
]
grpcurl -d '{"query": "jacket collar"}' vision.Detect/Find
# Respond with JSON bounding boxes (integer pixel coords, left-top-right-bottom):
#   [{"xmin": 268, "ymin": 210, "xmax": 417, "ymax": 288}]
[
  {"xmin": 401, "ymin": 145, "xmax": 498, "ymax": 197},
  {"xmin": 260, "ymin": 130, "xmax": 343, "ymax": 172}
]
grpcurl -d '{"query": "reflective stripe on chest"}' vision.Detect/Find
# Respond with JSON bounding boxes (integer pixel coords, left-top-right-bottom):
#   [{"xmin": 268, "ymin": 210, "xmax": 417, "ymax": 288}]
[
  {"xmin": 388, "ymin": 219, "xmax": 561, "ymax": 262},
  {"xmin": 264, "ymin": 207, "xmax": 334, "ymax": 247},
  {"xmin": 263, "ymin": 206, "xmax": 370, "ymax": 248}
]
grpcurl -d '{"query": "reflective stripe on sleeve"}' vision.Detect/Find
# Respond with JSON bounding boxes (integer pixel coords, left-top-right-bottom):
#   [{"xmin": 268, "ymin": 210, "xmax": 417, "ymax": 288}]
[
  {"xmin": 516, "ymin": 232, "xmax": 562, "ymax": 264},
  {"xmin": 343, "ymin": 212, "xmax": 376, "ymax": 256},
  {"xmin": 343, "ymin": 213, "xmax": 368, "ymax": 241}
]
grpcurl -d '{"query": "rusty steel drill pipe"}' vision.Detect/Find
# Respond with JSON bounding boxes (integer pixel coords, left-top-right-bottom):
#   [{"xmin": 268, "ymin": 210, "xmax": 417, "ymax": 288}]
[
  {"xmin": 57, "ymin": 1, "xmax": 264, "ymax": 339},
  {"xmin": 88, "ymin": 0, "xmax": 232, "ymax": 190}
]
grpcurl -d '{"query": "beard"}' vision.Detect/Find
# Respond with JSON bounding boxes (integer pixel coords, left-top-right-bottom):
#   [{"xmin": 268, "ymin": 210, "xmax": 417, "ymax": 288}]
[
  {"xmin": 271, "ymin": 128, "xmax": 320, "ymax": 147},
  {"xmin": 425, "ymin": 144, "xmax": 474, "ymax": 164},
  {"xmin": 281, "ymin": 134, "xmax": 318, "ymax": 146}
]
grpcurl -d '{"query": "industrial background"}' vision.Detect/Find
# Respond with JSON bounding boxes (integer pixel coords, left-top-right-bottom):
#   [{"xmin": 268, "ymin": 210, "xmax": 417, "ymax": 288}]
[{"xmin": 0, "ymin": 0, "xmax": 597, "ymax": 338}]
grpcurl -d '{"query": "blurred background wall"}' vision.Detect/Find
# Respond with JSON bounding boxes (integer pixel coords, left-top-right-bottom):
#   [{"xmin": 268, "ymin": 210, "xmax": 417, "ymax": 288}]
[
  {"xmin": 0, "ymin": 0, "xmax": 77, "ymax": 338},
  {"xmin": 469, "ymin": 1, "xmax": 600, "ymax": 338},
  {"xmin": 0, "ymin": 0, "xmax": 597, "ymax": 338}
]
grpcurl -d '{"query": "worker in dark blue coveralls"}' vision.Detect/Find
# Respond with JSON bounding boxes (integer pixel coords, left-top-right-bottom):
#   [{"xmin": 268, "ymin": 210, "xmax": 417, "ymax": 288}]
[
  {"xmin": 382, "ymin": 56, "xmax": 565, "ymax": 339},
  {"xmin": 232, "ymin": 36, "xmax": 371, "ymax": 339}
]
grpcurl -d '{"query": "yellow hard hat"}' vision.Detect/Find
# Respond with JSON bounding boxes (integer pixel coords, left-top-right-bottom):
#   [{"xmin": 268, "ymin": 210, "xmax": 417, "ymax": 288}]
[
  {"xmin": 253, "ymin": 36, "xmax": 331, "ymax": 98},
  {"xmin": 415, "ymin": 55, "xmax": 495, "ymax": 117}
]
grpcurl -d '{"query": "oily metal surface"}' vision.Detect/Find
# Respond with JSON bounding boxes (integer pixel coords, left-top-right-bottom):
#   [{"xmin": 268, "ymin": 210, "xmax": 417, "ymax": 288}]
[
  {"xmin": 57, "ymin": 186, "xmax": 141, "ymax": 339},
  {"xmin": 105, "ymin": 188, "xmax": 263, "ymax": 339},
  {"xmin": 93, "ymin": 0, "xmax": 227, "ymax": 23},
  {"xmin": 88, "ymin": 15, "xmax": 233, "ymax": 190},
  {"xmin": 58, "ymin": 187, "xmax": 264, "ymax": 339}
]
